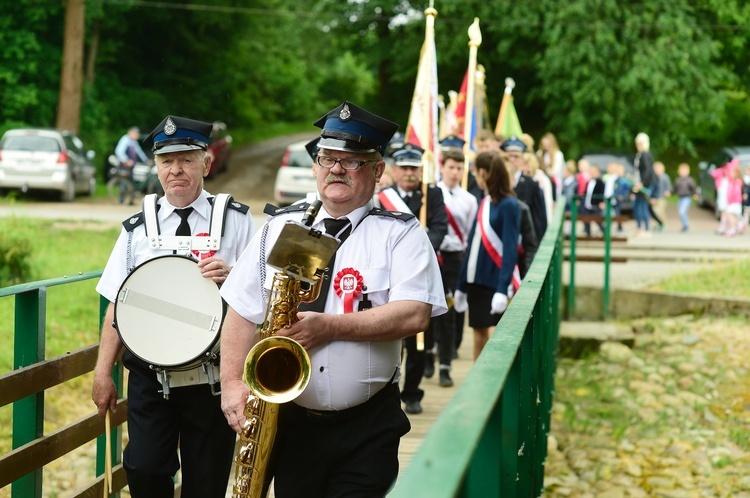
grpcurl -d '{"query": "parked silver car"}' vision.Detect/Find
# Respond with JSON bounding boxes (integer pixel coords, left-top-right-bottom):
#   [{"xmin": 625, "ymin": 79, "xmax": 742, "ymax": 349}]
[
  {"xmin": 273, "ymin": 139, "xmax": 317, "ymax": 206},
  {"xmin": 0, "ymin": 128, "xmax": 97, "ymax": 201}
]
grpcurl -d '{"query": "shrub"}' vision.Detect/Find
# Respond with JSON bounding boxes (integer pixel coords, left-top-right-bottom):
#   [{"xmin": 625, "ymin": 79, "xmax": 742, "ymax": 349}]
[{"xmin": 0, "ymin": 230, "xmax": 33, "ymax": 286}]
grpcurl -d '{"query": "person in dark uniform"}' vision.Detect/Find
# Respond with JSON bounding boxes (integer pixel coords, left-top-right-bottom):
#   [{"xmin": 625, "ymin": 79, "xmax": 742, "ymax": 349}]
[
  {"xmin": 502, "ymin": 136, "xmax": 548, "ymax": 237},
  {"xmin": 375, "ymin": 143, "xmax": 448, "ymax": 414},
  {"xmin": 92, "ymin": 116, "xmax": 256, "ymax": 497},
  {"xmin": 220, "ymin": 101, "xmax": 447, "ymax": 498}
]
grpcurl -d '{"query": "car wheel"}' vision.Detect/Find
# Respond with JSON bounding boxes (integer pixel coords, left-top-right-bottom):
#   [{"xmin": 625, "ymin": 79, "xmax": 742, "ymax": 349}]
[{"xmin": 61, "ymin": 177, "xmax": 76, "ymax": 202}]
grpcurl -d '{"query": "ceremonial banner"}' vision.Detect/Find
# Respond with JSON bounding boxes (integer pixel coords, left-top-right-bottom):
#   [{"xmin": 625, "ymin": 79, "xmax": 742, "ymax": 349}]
[
  {"xmin": 405, "ymin": 3, "xmax": 439, "ymax": 178},
  {"xmin": 495, "ymin": 78, "xmax": 523, "ymax": 139}
]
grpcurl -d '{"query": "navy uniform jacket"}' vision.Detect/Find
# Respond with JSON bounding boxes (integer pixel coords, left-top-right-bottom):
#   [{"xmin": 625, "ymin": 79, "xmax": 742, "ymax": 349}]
[
  {"xmin": 515, "ymin": 173, "xmax": 547, "ymax": 238},
  {"xmin": 388, "ymin": 184, "xmax": 448, "ymax": 253},
  {"xmin": 457, "ymin": 196, "xmax": 520, "ymax": 296}
]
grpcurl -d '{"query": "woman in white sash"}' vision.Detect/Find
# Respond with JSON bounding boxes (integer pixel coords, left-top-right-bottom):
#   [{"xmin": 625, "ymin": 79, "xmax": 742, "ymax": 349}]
[{"xmin": 453, "ymin": 152, "xmax": 520, "ymax": 359}]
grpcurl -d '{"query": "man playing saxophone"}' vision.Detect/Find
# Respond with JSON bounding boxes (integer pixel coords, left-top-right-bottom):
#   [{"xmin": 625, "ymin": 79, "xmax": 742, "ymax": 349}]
[{"xmin": 220, "ymin": 101, "xmax": 447, "ymax": 497}]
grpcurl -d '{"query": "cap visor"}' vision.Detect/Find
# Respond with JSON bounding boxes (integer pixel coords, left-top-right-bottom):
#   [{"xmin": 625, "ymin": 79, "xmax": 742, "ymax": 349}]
[
  {"xmin": 154, "ymin": 143, "xmax": 206, "ymax": 155},
  {"xmin": 318, "ymin": 137, "xmax": 377, "ymax": 154}
]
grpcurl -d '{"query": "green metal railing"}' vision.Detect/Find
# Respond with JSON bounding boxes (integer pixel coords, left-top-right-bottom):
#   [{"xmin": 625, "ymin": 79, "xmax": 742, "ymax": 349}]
[
  {"xmin": 0, "ymin": 271, "xmax": 124, "ymax": 498},
  {"xmin": 389, "ymin": 200, "xmax": 565, "ymax": 497},
  {"xmin": 567, "ymin": 197, "xmax": 622, "ymax": 319}
]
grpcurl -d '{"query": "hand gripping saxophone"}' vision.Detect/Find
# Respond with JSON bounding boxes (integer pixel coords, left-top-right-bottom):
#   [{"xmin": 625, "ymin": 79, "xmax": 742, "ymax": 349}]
[{"xmin": 232, "ymin": 201, "xmax": 339, "ymax": 498}]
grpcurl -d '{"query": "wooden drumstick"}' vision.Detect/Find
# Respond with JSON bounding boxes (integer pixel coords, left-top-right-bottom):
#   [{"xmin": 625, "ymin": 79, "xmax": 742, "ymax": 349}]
[{"xmin": 104, "ymin": 409, "xmax": 112, "ymax": 496}]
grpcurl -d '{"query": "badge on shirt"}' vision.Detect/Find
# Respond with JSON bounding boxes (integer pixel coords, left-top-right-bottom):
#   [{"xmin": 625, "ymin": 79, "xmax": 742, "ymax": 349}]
[{"xmin": 334, "ymin": 268, "xmax": 363, "ymax": 314}]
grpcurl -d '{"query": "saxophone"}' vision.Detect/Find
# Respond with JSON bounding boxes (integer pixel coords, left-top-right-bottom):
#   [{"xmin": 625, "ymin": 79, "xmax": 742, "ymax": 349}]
[{"xmin": 231, "ymin": 200, "xmax": 339, "ymax": 498}]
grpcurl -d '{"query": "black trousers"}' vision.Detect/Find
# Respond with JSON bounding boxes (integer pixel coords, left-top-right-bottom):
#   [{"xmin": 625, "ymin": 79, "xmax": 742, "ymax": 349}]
[
  {"xmin": 424, "ymin": 250, "xmax": 462, "ymax": 367},
  {"xmin": 122, "ymin": 353, "xmax": 236, "ymax": 498},
  {"xmin": 401, "ymin": 333, "xmax": 426, "ymax": 402},
  {"xmin": 272, "ymin": 383, "xmax": 410, "ymax": 498}
]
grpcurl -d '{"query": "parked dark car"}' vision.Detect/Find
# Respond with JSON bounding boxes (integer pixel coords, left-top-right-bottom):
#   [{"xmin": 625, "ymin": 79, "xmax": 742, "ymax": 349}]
[
  {"xmin": 206, "ymin": 121, "xmax": 232, "ymax": 178},
  {"xmin": 697, "ymin": 146, "xmax": 750, "ymax": 218},
  {"xmin": 577, "ymin": 150, "xmax": 635, "ymax": 213},
  {"xmin": 0, "ymin": 128, "xmax": 96, "ymax": 201}
]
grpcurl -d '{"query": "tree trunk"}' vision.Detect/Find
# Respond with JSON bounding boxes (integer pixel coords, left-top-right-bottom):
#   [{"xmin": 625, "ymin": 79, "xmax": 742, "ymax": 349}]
[
  {"xmin": 56, "ymin": 0, "xmax": 85, "ymax": 134},
  {"xmin": 85, "ymin": 19, "xmax": 100, "ymax": 86}
]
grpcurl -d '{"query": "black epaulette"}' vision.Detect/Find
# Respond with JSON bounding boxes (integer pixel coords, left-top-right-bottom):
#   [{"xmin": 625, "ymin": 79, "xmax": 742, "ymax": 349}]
[
  {"xmin": 209, "ymin": 196, "xmax": 249, "ymax": 214},
  {"xmin": 368, "ymin": 207, "xmax": 415, "ymax": 222},
  {"xmin": 122, "ymin": 211, "xmax": 146, "ymax": 232},
  {"xmin": 263, "ymin": 202, "xmax": 310, "ymax": 217}
]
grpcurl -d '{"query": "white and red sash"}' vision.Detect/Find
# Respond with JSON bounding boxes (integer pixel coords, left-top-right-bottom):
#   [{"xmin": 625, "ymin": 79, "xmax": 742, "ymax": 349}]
[
  {"xmin": 477, "ymin": 196, "xmax": 521, "ymax": 292},
  {"xmin": 438, "ymin": 184, "xmax": 465, "ymax": 245},
  {"xmin": 377, "ymin": 188, "xmax": 411, "ymax": 213}
]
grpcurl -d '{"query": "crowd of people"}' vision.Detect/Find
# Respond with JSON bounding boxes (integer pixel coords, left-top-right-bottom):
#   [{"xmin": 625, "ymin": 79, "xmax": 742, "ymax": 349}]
[{"xmin": 92, "ymin": 102, "xmax": 730, "ymax": 497}]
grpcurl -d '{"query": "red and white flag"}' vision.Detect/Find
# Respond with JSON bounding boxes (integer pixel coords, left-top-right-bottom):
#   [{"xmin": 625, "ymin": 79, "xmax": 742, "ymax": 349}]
[{"xmin": 405, "ymin": 6, "xmax": 439, "ymax": 181}]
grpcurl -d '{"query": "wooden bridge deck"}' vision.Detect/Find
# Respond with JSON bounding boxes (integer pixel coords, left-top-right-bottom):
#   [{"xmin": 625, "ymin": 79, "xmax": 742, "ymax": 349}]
[{"xmin": 395, "ymin": 332, "xmax": 475, "ymax": 479}]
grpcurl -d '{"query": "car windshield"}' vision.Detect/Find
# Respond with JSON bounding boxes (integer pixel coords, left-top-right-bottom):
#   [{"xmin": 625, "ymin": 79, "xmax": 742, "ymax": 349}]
[
  {"xmin": 288, "ymin": 149, "xmax": 311, "ymax": 167},
  {"xmin": 2, "ymin": 136, "xmax": 60, "ymax": 152}
]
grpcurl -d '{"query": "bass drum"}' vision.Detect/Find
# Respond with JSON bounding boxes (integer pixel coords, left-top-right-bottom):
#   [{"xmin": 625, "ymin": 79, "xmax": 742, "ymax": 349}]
[{"xmin": 114, "ymin": 255, "xmax": 225, "ymax": 370}]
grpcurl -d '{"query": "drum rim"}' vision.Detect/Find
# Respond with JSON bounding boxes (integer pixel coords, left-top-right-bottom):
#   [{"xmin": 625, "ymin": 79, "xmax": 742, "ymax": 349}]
[{"xmin": 114, "ymin": 254, "xmax": 225, "ymax": 370}]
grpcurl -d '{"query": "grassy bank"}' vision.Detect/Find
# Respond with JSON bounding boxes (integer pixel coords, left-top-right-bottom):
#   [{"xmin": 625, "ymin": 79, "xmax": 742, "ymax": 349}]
[
  {"xmin": 0, "ymin": 216, "xmax": 118, "ymax": 460},
  {"xmin": 647, "ymin": 258, "xmax": 750, "ymax": 300}
]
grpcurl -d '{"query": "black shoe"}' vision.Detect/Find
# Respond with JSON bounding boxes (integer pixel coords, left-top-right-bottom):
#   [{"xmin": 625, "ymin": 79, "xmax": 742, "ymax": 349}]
[
  {"xmin": 439, "ymin": 369, "xmax": 453, "ymax": 387},
  {"xmin": 404, "ymin": 400, "xmax": 422, "ymax": 414},
  {"xmin": 423, "ymin": 353, "xmax": 435, "ymax": 378}
]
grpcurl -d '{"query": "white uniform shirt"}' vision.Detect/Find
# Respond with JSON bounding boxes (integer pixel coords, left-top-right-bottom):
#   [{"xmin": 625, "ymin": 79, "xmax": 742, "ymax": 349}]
[
  {"xmin": 97, "ymin": 190, "xmax": 256, "ymax": 302},
  {"xmin": 437, "ymin": 181, "xmax": 478, "ymax": 252},
  {"xmin": 221, "ymin": 201, "xmax": 447, "ymax": 411}
]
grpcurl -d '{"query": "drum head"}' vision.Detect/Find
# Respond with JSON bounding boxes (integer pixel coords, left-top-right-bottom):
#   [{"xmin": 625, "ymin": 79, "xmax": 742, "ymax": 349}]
[{"xmin": 114, "ymin": 255, "xmax": 224, "ymax": 368}]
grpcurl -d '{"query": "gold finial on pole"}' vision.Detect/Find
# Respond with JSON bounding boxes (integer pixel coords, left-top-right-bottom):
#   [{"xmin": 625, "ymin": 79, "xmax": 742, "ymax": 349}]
[{"xmin": 461, "ymin": 18, "xmax": 482, "ymax": 190}]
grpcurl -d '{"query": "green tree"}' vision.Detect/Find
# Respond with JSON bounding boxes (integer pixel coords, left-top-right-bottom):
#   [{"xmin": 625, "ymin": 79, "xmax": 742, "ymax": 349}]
[{"xmin": 535, "ymin": 0, "xmax": 735, "ymax": 157}]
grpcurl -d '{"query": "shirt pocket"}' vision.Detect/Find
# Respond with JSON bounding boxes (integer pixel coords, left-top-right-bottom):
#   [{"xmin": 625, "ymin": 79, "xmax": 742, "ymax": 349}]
[{"xmin": 356, "ymin": 269, "xmax": 390, "ymax": 310}]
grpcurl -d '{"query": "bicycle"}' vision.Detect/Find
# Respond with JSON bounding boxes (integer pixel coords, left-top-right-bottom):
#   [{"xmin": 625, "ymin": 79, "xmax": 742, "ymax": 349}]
[{"xmin": 107, "ymin": 162, "xmax": 163, "ymax": 205}]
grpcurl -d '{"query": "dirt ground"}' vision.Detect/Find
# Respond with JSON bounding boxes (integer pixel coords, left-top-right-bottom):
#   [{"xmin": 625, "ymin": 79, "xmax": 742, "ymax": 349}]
[{"xmin": 203, "ymin": 131, "xmax": 318, "ymax": 212}]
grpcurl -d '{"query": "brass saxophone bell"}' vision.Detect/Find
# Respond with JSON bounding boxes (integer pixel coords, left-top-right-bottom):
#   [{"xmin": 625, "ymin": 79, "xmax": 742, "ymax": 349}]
[{"xmin": 243, "ymin": 335, "xmax": 312, "ymax": 404}]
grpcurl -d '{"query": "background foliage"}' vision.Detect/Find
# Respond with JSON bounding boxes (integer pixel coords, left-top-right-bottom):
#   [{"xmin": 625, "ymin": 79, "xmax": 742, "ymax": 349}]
[{"xmin": 2, "ymin": 0, "xmax": 750, "ymax": 171}]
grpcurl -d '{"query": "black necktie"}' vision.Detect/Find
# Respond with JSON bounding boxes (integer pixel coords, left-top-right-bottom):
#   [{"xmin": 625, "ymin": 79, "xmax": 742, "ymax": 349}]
[
  {"xmin": 299, "ymin": 218, "xmax": 351, "ymax": 312},
  {"xmin": 175, "ymin": 207, "xmax": 193, "ymax": 236}
]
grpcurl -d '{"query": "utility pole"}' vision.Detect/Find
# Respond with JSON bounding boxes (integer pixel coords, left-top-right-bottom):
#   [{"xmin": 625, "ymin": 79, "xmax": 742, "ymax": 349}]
[{"xmin": 56, "ymin": 0, "xmax": 85, "ymax": 134}]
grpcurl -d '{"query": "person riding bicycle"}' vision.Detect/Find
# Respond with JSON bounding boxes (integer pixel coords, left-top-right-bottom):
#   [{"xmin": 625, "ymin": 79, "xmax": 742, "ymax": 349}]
[{"xmin": 114, "ymin": 127, "xmax": 151, "ymax": 204}]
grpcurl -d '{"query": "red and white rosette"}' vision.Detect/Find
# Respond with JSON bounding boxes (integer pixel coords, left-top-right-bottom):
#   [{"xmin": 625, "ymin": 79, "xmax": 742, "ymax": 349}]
[
  {"xmin": 192, "ymin": 232, "xmax": 217, "ymax": 260},
  {"xmin": 334, "ymin": 267, "xmax": 364, "ymax": 314}
]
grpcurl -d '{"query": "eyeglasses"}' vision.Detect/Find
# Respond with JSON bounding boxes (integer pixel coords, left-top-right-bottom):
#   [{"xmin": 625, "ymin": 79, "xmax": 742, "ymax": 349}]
[{"xmin": 316, "ymin": 155, "xmax": 377, "ymax": 171}]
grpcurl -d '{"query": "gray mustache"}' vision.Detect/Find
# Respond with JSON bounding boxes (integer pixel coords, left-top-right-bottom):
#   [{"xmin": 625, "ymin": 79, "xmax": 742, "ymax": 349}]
[{"xmin": 325, "ymin": 174, "xmax": 353, "ymax": 186}]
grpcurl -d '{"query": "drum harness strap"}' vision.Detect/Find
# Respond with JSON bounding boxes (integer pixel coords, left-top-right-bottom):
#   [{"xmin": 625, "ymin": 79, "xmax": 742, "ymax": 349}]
[{"xmin": 128, "ymin": 193, "xmax": 233, "ymax": 398}]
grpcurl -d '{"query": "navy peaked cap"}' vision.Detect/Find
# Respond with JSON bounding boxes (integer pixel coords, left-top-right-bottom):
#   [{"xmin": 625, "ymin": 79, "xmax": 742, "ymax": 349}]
[
  {"xmin": 305, "ymin": 137, "xmax": 320, "ymax": 160},
  {"xmin": 144, "ymin": 115, "xmax": 212, "ymax": 155},
  {"xmin": 440, "ymin": 134, "xmax": 465, "ymax": 151},
  {"xmin": 313, "ymin": 101, "xmax": 399, "ymax": 155},
  {"xmin": 500, "ymin": 136, "xmax": 527, "ymax": 153},
  {"xmin": 392, "ymin": 143, "xmax": 424, "ymax": 167}
]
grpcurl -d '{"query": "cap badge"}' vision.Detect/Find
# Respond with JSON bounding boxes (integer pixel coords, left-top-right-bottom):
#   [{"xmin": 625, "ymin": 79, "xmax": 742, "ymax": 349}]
[
  {"xmin": 164, "ymin": 117, "xmax": 177, "ymax": 136},
  {"xmin": 339, "ymin": 103, "xmax": 351, "ymax": 121}
]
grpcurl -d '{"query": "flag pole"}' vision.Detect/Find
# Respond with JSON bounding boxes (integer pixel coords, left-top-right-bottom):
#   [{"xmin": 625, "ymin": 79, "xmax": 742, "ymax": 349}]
[
  {"xmin": 414, "ymin": 0, "xmax": 438, "ymax": 352},
  {"xmin": 461, "ymin": 18, "xmax": 482, "ymax": 190},
  {"xmin": 494, "ymin": 77, "xmax": 515, "ymax": 138}
]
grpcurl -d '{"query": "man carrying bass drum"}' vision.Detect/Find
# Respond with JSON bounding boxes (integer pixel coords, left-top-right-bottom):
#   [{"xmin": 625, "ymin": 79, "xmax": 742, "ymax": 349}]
[{"xmin": 92, "ymin": 115, "xmax": 256, "ymax": 497}]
